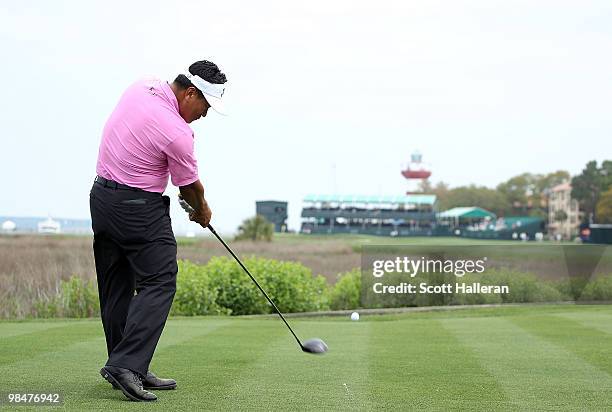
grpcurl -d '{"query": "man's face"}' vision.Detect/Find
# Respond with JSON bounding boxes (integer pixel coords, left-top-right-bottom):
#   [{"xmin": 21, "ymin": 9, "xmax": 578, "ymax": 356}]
[{"xmin": 178, "ymin": 87, "xmax": 210, "ymax": 123}]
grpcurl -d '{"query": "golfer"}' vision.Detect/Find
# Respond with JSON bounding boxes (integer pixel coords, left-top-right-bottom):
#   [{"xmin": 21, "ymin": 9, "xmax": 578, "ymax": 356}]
[{"xmin": 89, "ymin": 60, "xmax": 227, "ymax": 402}]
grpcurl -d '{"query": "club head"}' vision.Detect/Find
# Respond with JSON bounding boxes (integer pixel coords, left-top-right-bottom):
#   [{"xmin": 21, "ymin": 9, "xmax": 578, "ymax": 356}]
[{"xmin": 301, "ymin": 338, "xmax": 328, "ymax": 354}]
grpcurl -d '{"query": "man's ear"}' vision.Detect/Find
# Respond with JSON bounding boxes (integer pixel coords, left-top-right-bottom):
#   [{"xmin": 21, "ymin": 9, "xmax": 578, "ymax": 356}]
[{"xmin": 187, "ymin": 87, "xmax": 198, "ymax": 98}]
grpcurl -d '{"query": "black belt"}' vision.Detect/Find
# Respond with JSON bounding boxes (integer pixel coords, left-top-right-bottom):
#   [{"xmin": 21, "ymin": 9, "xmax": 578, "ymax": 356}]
[{"xmin": 94, "ymin": 175, "xmax": 144, "ymax": 192}]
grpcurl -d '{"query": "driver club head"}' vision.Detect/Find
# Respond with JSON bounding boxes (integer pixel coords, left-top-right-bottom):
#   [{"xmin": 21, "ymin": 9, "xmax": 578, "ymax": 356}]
[{"xmin": 301, "ymin": 338, "xmax": 328, "ymax": 354}]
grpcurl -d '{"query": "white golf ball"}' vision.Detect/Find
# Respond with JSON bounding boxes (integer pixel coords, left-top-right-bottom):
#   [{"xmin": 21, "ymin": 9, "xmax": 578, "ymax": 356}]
[{"xmin": 350, "ymin": 312, "xmax": 360, "ymax": 321}]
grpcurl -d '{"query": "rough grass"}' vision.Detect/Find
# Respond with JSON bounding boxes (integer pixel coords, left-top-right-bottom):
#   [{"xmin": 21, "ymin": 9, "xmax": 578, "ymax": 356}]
[{"xmin": 0, "ymin": 305, "xmax": 611, "ymax": 410}]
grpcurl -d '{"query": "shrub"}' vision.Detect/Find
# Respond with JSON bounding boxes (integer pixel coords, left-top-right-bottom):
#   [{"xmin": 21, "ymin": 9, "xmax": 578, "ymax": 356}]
[
  {"xmin": 61, "ymin": 276, "xmax": 99, "ymax": 317},
  {"xmin": 171, "ymin": 260, "xmax": 228, "ymax": 316},
  {"xmin": 554, "ymin": 277, "xmax": 590, "ymax": 300},
  {"xmin": 32, "ymin": 290, "xmax": 62, "ymax": 318},
  {"xmin": 330, "ymin": 269, "xmax": 361, "ymax": 310},
  {"xmin": 207, "ymin": 256, "xmax": 329, "ymax": 315},
  {"xmin": 33, "ymin": 276, "xmax": 99, "ymax": 318},
  {"xmin": 207, "ymin": 257, "xmax": 270, "ymax": 315},
  {"xmin": 235, "ymin": 215, "xmax": 274, "ymax": 242},
  {"xmin": 475, "ymin": 269, "xmax": 565, "ymax": 303},
  {"xmin": 22, "ymin": 256, "xmax": 335, "ymax": 318},
  {"xmin": 259, "ymin": 260, "xmax": 329, "ymax": 313},
  {"xmin": 579, "ymin": 275, "xmax": 612, "ymax": 301}
]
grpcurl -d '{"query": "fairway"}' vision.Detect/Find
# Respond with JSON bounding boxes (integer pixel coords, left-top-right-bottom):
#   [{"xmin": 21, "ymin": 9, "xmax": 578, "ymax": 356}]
[{"xmin": 1, "ymin": 305, "xmax": 612, "ymax": 410}]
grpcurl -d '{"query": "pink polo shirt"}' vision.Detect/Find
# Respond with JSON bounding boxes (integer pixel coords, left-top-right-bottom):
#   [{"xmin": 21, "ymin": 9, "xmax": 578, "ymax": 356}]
[{"xmin": 96, "ymin": 77, "xmax": 199, "ymax": 193}]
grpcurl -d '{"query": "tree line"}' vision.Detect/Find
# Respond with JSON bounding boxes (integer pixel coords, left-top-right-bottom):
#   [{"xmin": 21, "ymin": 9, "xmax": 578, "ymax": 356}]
[{"xmin": 420, "ymin": 160, "xmax": 612, "ymax": 223}]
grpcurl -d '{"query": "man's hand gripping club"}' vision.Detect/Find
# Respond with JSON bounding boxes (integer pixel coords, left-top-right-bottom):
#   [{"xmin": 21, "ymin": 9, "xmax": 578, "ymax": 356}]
[{"xmin": 178, "ymin": 180, "xmax": 212, "ymax": 228}]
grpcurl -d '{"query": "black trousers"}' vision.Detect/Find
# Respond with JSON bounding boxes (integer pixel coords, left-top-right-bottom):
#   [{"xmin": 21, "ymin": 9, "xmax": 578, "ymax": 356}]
[{"xmin": 89, "ymin": 181, "xmax": 177, "ymax": 377}]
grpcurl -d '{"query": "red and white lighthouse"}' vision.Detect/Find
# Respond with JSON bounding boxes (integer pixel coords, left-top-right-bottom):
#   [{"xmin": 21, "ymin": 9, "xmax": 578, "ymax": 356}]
[{"xmin": 401, "ymin": 151, "xmax": 431, "ymax": 194}]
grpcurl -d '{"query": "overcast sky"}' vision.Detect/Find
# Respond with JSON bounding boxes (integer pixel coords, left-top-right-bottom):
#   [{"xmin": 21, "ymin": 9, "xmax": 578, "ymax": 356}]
[{"xmin": 1, "ymin": 0, "xmax": 611, "ymax": 234}]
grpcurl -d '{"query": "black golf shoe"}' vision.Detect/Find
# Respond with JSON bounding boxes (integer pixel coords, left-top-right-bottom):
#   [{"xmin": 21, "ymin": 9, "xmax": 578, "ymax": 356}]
[
  {"xmin": 100, "ymin": 366, "xmax": 157, "ymax": 402},
  {"xmin": 143, "ymin": 371, "xmax": 177, "ymax": 390},
  {"xmin": 108, "ymin": 370, "xmax": 177, "ymax": 391}
]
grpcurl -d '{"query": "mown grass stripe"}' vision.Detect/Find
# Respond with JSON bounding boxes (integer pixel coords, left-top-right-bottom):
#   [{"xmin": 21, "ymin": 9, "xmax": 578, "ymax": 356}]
[
  {"xmin": 0, "ymin": 318, "xmax": 244, "ymax": 411},
  {"xmin": 0, "ymin": 321, "xmax": 74, "ymax": 339},
  {"xmin": 0, "ymin": 320, "xmax": 100, "ymax": 366},
  {"xmin": 443, "ymin": 316, "xmax": 612, "ymax": 410},
  {"xmin": 554, "ymin": 309, "xmax": 612, "ymax": 336},
  {"xmin": 92, "ymin": 318, "xmax": 248, "ymax": 410},
  {"xmin": 207, "ymin": 319, "xmax": 374, "ymax": 411},
  {"xmin": 0, "ymin": 336, "xmax": 107, "ymax": 394},
  {"xmin": 511, "ymin": 314, "xmax": 612, "ymax": 376},
  {"xmin": 144, "ymin": 318, "xmax": 288, "ymax": 411},
  {"xmin": 367, "ymin": 318, "xmax": 509, "ymax": 411},
  {"xmin": 151, "ymin": 318, "xmax": 231, "ymax": 352}
]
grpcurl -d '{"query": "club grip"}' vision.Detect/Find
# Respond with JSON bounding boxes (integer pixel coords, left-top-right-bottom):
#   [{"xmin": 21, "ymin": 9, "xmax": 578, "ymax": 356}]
[{"xmin": 177, "ymin": 194, "xmax": 195, "ymax": 214}]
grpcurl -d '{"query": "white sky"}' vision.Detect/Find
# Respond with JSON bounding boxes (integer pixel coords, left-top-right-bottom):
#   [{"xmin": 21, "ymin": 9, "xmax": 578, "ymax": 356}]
[{"xmin": 1, "ymin": 0, "xmax": 611, "ymax": 234}]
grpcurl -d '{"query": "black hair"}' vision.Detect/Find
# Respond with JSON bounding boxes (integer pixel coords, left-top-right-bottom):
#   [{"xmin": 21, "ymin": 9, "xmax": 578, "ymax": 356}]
[{"xmin": 173, "ymin": 60, "xmax": 227, "ymax": 96}]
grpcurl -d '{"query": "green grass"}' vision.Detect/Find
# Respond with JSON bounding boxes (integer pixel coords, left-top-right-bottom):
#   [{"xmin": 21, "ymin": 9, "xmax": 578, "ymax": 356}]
[
  {"xmin": 1, "ymin": 305, "xmax": 611, "ymax": 410},
  {"xmin": 273, "ymin": 233, "xmax": 525, "ymax": 245},
  {"xmin": 272, "ymin": 233, "xmax": 578, "ymax": 248}
]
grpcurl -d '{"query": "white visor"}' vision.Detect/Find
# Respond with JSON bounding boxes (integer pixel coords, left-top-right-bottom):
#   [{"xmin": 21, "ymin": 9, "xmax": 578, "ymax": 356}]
[{"xmin": 185, "ymin": 72, "xmax": 227, "ymax": 115}]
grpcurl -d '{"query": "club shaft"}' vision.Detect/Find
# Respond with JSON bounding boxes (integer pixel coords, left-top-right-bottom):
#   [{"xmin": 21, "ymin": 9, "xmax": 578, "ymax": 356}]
[{"xmin": 207, "ymin": 225, "xmax": 304, "ymax": 349}]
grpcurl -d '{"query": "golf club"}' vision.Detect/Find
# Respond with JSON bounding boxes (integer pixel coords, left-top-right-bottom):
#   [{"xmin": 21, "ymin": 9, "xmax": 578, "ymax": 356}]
[{"xmin": 178, "ymin": 195, "xmax": 328, "ymax": 354}]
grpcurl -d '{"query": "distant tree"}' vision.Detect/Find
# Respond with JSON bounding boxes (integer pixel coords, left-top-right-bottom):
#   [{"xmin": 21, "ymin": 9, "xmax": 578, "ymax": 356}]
[
  {"xmin": 235, "ymin": 215, "xmax": 274, "ymax": 242},
  {"xmin": 595, "ymin": 187, "xmax": 612, "ymax": 224},
  {"xmin": 537, "ymin": 170, "xmax": 571, "ymax": 209},
  {"xmin": 440, "ymin": 185, "xmax": 508, "ymax": 216},
  {"xmin": 496, "ymin": 173, "xmax": 533, "ymax": 213},
  {"xmin": 572, "ymin": 160, "xmax": 612, "ymax": 222},
  {"xmin": 429, "ymin": 182, "xmax": 449, "ymax": 210},
  {"xmin": 553, "ymin": 210, "xmax": 568, "ymax": 223},
  {"xmin": 497, "ymin": 170, "xmax": 570, "ymax": 216},
  {"xmin": 528, "ymin": 208, "xmax": 548, "ymax": 220},
  {"xmin": 538, "ymin": 171, "xmax": 571, "ymax": 194},
  {"xmin": 431, "ymin": 167, "xmax": 595, "ymax": 220},
  {"xmin": 417, "ymin": 179, "xmax": 433, "ymax": 193}
]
